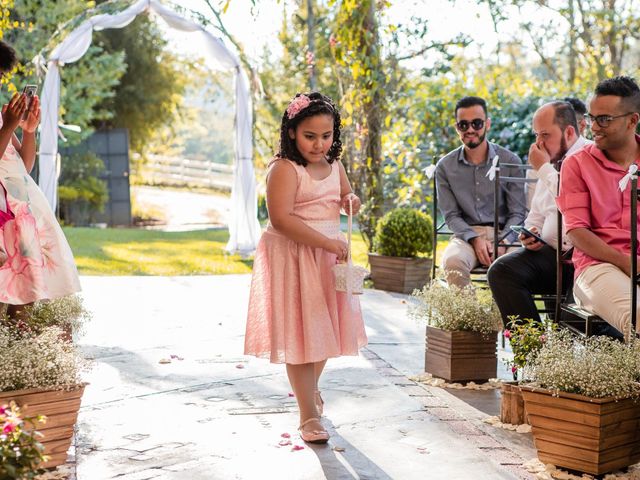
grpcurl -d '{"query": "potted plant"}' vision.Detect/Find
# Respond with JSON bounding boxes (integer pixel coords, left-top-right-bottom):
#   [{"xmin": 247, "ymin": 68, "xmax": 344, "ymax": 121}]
[
  {"xmin": 0, "ymin": 401, "xmax": 48, "ymax": 479},
  {"xmin": 499, "ymin": 316, "xmax": 555, "ymax": 425},
  {"xmin": 369, "ymin": 207, "xmax": 433, "ymax": 294},
  {"xmin": 410, "ymin": 281, "xmax": 502, "ymax": 382},
  {"xmin": 520, "ymin": 330, "xmax": 640, "ymax": 476},
  {"xmin": 0, "ymin": 295, "xmax": 91, "ymax": 469},
  {"xmin": 3, "ymin": 295, "xmax": 92, "ymax": 342}
]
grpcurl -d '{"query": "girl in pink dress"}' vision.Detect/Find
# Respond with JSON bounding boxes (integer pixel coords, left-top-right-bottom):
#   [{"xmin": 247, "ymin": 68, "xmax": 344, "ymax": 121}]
[
  {"xmin": 0, "ymin": 40, "xmax": 80, "ymax": 317},
  {"xmin": 245, "ymin": 92, "xmax": 367, "ymax": 444}
]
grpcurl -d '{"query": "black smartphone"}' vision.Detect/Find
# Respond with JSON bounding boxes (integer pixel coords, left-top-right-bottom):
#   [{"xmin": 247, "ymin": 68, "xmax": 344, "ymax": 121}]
[
  {"xmin": 21, "ymin": 85, "xmax": 37, "ymax": 120},
  {"xmin": 510, "ymin": 225, "xmax": 549, "ymax": 246}
]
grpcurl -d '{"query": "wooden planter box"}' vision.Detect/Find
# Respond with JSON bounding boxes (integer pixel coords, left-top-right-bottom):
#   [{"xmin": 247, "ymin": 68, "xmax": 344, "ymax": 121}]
[
  {"xmin": 500, "ymin": 382, "xmax": 528, "ymax": 425},
  {"xmin": 368, "ymin": 253, "xmax": 432, "ymax": 294},
  {"xmin": 521, "ymin": 386, "xmax": 640, "ymax": 475},
  {"xmin": 0, "ymin": 385, "xmax": 85, "ymax": 469},
  {"xmin": 424, "ymin": 326, "xmax": 497, "ymax": 382}
]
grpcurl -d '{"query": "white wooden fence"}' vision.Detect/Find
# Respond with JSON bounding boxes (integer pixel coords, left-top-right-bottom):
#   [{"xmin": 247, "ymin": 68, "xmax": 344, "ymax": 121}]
[{"xmin": 140, "ymin": 155, "xmax": 234, "ymax": 191}]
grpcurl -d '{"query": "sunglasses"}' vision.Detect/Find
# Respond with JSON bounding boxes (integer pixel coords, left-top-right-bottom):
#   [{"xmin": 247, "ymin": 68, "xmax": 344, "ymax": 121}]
[
  {"xmin": 456, "ymin": 118, "xmax": 485, "ymax": 132},
  {"xmin": 584, "ymin": 112, "xmax": 635, "ymax": 128}
]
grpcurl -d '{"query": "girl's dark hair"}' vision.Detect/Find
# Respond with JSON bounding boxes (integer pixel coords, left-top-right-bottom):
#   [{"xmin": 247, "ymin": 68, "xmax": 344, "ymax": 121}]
[
  {"xmin": 276, "ymin": 91, "xmax": 342, "ymax": 166},
  {"xmin": 0, "ymin": 40, "xmax": 17, "ymax": 73}
]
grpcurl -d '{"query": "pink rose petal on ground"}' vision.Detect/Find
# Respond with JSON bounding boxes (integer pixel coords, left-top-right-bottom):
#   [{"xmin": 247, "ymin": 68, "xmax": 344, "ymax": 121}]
[
  {"xmin": 235, "ymin": 364, "xmax": 245, "ymax": 369},
  {"xmin": 291, "ymin": 445, "xmax": 304, "ymax": 451},
  {"xmin": 288, "ymin": 392, "xmax": 295, "ymax": 397},
  {"xmin": 278, "ymin": 439, "xmax": 292, "ymax": 447},
  {"xmin": 170, "ymin": 354, "xmax": 184, "ymax": 361},
  {"xmin": 281, "ymin": 433, "xmax": 291, "ymax": 438}
]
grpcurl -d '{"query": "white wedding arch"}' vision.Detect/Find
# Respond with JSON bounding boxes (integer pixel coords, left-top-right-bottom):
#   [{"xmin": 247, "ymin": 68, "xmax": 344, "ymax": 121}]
[{"xmin": 38, "ymin": 0, "xmax": 260, "ymax": 253}]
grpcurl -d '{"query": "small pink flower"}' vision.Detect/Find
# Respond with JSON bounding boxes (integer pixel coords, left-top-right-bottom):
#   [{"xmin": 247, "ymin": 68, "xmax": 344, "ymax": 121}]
[
  {"xmin": 511, "ymin": 366, "xmax": 518, "ymax": 373},
  {"xmin": 540, "ymin": 335, "xmax": 547, "ymax": 343},
  {"xmin": 504, "ymin": 329, "xmax": 511, "ymax": 339},
  {"xmin": 305, "ymin": 51, "xmax": 315, "ymax": 66},
  {"xmin": 3, "ymin": 421, "xmax": 16, "ymax": 434},
  {"xmin": 286, "ymin": 95, "xmax": 311, "ymax": 119},
  {"xmin": 329, "ymin": 34, "xmax": 338, "ymax": 48},
  {"xmin": 291, "ymin": 445, "xmax": 304, "ymax": 451},
  {"xmin": 0, "ymin": 406, "xmax": 6, "ymax": 416}
]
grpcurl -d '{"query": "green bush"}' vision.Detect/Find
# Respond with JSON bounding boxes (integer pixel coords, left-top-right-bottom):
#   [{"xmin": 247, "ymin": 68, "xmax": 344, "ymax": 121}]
[
  {"xmin": 373, "ymin": 208, "xmax": 433, "ymax": 257},
  {"xmin": 58, "ymin": 151, "xmax": 109, "ymax": 226}
]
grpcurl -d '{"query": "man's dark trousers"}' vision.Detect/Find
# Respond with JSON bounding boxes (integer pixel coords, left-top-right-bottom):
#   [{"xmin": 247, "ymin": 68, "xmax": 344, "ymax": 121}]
[{"xmin": 487, "ymin": 245, "xmax": 573, "ymax": 326}]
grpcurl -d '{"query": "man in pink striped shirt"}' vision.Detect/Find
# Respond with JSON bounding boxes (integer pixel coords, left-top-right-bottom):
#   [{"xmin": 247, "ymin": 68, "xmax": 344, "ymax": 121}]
[{"xmin": 557, "ymin": 76, "xmax": 640, "ymax": 338}]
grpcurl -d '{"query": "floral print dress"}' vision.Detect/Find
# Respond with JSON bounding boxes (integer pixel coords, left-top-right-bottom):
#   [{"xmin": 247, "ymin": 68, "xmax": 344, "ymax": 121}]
[{"xmin": 0, "ymin": 125, "xmax": 80, "ymax": 304}]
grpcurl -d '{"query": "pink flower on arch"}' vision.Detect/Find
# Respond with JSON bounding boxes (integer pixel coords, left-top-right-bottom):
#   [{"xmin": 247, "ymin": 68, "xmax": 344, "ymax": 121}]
[
  {"xmin": 504, "ymin": 329, "xmax": 511, "ymax": 339},
  {"xmin": 286, "ymin": 94, "xmax": 311, "ymax": 119}
]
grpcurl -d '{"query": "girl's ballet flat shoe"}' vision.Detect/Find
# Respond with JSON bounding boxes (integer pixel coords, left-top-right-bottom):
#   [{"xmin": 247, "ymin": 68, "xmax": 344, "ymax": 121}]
[
  {"xmin": 299, "ymin": 417, "xmax": 329, "ymax": 444},
  {"xmin": 315, "ymin": 390, "xmax": 324, "ymax": 416}
]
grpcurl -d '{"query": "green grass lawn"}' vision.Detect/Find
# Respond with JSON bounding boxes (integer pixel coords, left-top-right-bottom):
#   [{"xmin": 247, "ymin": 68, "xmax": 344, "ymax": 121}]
[{"xmin": 64, "ymin": 226, "xmax": 373, "ymax": 276}]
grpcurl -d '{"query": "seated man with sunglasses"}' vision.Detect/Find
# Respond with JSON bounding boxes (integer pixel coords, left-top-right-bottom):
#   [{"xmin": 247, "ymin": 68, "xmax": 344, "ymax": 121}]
[
  {"xmin": 435, "ymin": 96, "xmax": 527, "ymax": 287},
  {"xmin": 558, "ymin": 76, "xmax": 640, "ymax": 338}
]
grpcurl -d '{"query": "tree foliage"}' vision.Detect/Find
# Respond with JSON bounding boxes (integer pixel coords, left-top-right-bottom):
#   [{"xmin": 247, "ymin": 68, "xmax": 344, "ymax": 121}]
[
  {"xmin": 2, "ymin": 0, "xmax": 126, "ymax": 144},
  {"xmin": 93, "ymin": 13, "xmax": 192, "ymax": 156}
]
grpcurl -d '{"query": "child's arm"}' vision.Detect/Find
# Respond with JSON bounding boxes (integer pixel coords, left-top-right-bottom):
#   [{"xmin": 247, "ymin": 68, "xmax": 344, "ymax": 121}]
[
  {"xmin": 268, "ymin": 160, "xmax": 348, "ymax": 260},
  {"xmin": 15, "ymin": 95, "xmax": 39, "ymax": 174},
  {"xmin": 0, "ymin": 93, "xmax": 28, "ymax": 162},
  {"xmin": 338, "ymin": 161, "xmax": 361, "ymax": 215}
]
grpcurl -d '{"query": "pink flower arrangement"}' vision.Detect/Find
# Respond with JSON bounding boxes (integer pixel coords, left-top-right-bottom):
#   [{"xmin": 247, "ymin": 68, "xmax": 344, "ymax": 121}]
[
  {"xmin": 0, "ymin": 401, "xmax": 47, "ymax": 476},
  {"xmin": 286, "ymin": 94, "xmax": 311, "ymax": 119}
]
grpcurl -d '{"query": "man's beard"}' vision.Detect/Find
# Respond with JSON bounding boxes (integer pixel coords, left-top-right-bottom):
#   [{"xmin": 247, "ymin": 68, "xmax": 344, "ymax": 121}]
[
  {"xmin": 464, "ymin": 131, "xmax": 486, "ymax": 149},
  {"xmin": 551, "ymin": 135, "xmax": 569, "ymax": 163}
]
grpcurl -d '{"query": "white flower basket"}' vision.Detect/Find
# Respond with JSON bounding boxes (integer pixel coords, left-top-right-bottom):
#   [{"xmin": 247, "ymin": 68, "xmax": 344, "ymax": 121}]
[{"xmin": 333, "ymin": 197, "xmax": 368, "ymax": 295}]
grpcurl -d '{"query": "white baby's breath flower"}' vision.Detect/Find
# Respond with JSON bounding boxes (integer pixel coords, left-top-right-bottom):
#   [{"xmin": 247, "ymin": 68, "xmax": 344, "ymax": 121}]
[{"xmin": 409, "ymin": 280, "xmax": 502, "ymax": 336}]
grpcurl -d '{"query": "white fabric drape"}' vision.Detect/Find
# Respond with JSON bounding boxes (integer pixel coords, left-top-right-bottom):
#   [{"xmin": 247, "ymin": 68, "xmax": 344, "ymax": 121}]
[{"xmin": 39, "ymin": 0, "xmax": 260, "ymax": 253}]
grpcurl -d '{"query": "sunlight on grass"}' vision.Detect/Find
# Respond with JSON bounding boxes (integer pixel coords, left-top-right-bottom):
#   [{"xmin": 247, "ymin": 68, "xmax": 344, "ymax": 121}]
[{"xmin": 65, "ymin": 226, "xmax": 375, "ymax": 276}]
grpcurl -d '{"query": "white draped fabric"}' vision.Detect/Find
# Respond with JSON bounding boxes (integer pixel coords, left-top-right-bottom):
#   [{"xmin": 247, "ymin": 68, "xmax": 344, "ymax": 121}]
[{"xmin": 39, "ymin": 0, "xmax": 260, "ymax": 253}]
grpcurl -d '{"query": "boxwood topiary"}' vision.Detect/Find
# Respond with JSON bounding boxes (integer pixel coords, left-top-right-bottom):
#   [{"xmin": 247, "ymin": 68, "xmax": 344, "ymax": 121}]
[{"xmin": 373, "ymin": 208, "xmax": 433, "ymax": 257}]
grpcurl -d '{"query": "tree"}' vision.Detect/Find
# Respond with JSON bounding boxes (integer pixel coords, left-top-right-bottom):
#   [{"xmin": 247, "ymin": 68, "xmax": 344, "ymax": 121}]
[
  {"xmin": 93, "ymin": 13, "xmax": 193, "ymax": 156},
  {"xmin": 473, "ymin": 0, "xmax": 640, "ymax": 85},
  {"xmin": 3, "ymin": 0, "xmax": 126, "ymax": 144}
]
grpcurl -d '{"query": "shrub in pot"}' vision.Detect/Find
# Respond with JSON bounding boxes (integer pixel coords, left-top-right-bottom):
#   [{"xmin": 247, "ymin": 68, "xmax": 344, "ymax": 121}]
[
  {"xmin": 369, "ymin": 208, "xmax": 433, "ymax": 294},
  {"xmin": 520, "ymin": 330, "xmax": 640, "ymax": 475},
  {"xmin": 0, "ymin": 295, "xmax": 91, "ymax": 469},
  {"xmin": 410, "ymin": 281, "xmax": 502, "ymax": 382}
]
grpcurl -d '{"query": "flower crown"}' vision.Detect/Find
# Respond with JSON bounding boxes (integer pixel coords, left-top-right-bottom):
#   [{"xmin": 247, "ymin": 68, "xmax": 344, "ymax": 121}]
[{"xmin": 286, "ymin": 94, "xmax": 312, "ymax": 119}]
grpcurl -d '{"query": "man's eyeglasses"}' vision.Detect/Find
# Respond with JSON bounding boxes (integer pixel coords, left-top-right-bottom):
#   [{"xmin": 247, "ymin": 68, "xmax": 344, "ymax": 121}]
[
  {"xmin": 455, "ymin": 118, "xmax": 485, "ymax": 132},
  {"xmin": 584, "ymin": 112, "xmax": 635, "ymax": 128}
]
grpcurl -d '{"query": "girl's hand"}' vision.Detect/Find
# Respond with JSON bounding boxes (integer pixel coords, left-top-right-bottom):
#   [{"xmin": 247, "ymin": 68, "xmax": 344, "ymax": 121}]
[
  {"xmin": 341, "ymin": 193, "xmax": 361, "ymax": 215},
  {"xmin": 324, "ymin": 238, "xmax": 349, "ymax": 262},
  {"xmin": 20, "ymin": 95, "xmax": 40, "ymax": 133},
  {"xmin": 1, "ymin": 93, "xmax": 27, "ymax": 132}
]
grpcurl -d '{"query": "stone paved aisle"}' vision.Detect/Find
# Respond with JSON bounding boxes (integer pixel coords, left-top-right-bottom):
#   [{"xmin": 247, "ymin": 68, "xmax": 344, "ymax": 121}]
[{"xmin": 72, "ymin": 275, "xmax": 537, "ymax": 480}]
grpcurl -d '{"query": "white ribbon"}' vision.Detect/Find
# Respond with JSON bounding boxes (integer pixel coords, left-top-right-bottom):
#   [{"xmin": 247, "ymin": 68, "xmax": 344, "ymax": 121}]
[
  {"xmin": 618, "ymin": 164, "xmax": 638, "ymax": 192},
  {"xmin": 486, "ymin": 155, "xmax": 499, "ymax": 181},
  {"xmin": 424, "ymin": 164, "xmax": 437, "ymax": 179}
]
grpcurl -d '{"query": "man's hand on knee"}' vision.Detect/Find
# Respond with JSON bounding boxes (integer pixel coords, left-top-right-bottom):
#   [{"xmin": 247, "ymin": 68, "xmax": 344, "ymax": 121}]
[{"xmin": 470, "ymin": 236, "xmax": 493, "ymax": 266}]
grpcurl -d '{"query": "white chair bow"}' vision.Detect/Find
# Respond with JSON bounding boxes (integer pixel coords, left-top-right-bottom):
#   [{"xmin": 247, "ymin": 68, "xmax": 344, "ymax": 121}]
[
  {"xmin": 486, "ymin": 155, "xmax": 500, "ymax": 181},
  {"xmin": 618, "ymin": 164, "xmax": 638, "ymax": 192}
]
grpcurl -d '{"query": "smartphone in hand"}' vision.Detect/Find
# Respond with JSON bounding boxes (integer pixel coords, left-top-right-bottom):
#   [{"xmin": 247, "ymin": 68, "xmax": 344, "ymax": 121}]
[
  {"xmin": 510, "ymin": 225, "xmax": 549, "ymax": 246},
  {"xmin": 21, "ymin": 85, "xmax": 37, "ymax": 121}
]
